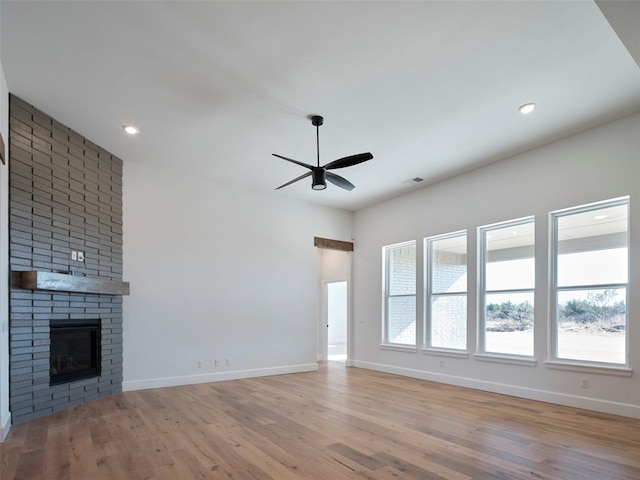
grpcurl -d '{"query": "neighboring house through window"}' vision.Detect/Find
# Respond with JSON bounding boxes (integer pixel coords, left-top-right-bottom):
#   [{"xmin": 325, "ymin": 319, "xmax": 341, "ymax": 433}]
[
  {"xmin": 425, "ymin": 231, "xmax": 467, "ymax": 350},
  {"xmin": 383, "ymin": 241, "xmax": 416, "ymax": 346}
]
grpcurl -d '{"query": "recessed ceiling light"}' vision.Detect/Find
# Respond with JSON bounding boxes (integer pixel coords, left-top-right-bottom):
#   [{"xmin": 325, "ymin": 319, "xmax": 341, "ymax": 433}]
[
  {"xmin": 594, "ymin": 214, "xmax": 608, "ymax": 220},
  {"xmin": 512, "ymin": 231, "xmax": 518, "ymax": 235},
  {"xmin": 519, "ymin": 103, "xmax": 536, "ymax": 114},
  {"xmin": 123, "ymin": 125, "xmax": 140, "ymax": 135}
]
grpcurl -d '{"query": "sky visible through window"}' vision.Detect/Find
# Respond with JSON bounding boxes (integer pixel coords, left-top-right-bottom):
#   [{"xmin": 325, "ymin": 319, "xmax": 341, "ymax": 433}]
[
  {"xmin": 486, "ymin": 258, "xmax": 534, "ymax": 303},
  {"xmin": 559, "ymin": 248, "xmax": 627, "ymax": 288},
  {"xmin": 487, "ymin": 247, "xmax": 626, "ymax": 302}
]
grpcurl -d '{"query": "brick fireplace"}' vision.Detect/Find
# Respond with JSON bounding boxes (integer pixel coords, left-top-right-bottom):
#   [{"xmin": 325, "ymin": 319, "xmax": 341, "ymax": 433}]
[{"xmin": 8, "ymin": 95, "xmax": 126, "ymax": 425}]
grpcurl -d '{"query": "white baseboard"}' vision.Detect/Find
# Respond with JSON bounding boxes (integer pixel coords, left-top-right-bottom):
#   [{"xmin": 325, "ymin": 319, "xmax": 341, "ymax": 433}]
[
  {"xmin": 1, "ymin": 413, "xmax": 11, "ymax": 443},
  {"xmin": 352, "ymin": 360, "xmax": 640, "ymax": 419},
  {"xmin": 123, "ymin": 363, "xmax": 318, "ymax": 392}
]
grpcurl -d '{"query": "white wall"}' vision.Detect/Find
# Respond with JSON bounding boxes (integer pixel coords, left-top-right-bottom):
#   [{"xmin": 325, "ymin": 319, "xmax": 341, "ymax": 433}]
[
  {"xmin": 122, "ymin": 162, "xmax": 352, "ymax": 390},
  {"xmin": 0, "ymin": 6, "xmax": 10, "ymax": 441},
  {"xmin": 319, "ymin": 249, "xmax": 349, "ymax": 283},
  {"xmin": 352, "ymin": 113, "xmax": 640, "ymax": 417},
  {"xmin": 596, "ymin": 0, "xmax": 640, "ymax": 68}
]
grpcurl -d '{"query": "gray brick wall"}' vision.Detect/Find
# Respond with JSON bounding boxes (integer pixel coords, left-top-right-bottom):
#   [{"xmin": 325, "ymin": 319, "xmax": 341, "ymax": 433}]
[
  {"xmin": 8, "ymin": 95, "xmax": 124, "ymax": 424},
  {"xmin": 387, "ymin": 245, "xmax": 416, "ymax": 344},
  {"xmin": 430, "ymin": 250, "xmax": 467, "ymax": 349}
]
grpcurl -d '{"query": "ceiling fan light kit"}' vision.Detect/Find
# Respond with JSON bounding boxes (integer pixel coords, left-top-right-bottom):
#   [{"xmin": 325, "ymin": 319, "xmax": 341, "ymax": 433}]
[
  {"xmin": 311, "ymin": 169, "xmax": 327, "ymax": 190},
  {"xmin": 273, "ymin": 115, "xmax": 373, "ymax": 191}
]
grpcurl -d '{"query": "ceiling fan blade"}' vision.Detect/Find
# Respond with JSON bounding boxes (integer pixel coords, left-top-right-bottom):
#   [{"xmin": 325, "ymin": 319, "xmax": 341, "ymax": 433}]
[
  {"xmin": 272, "ymin": 153, "xmax": 314, "ymax": 170},
  {"xmin": 326, "ymin": 171, "xmax": 355, "ymax": 191},
  {"xmin": 275, "ymin": 171, "xmax": 312, "ymax": 190},
  {"xmin": 323, "ymin": 152, "xmax": 373, "ymax": 170}
]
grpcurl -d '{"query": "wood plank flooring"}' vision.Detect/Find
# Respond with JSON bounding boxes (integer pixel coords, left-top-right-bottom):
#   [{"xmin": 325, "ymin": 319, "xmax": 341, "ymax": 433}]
[{"xmin": 1, "ymin": 363, "xmax": 639, "ymax": 479}]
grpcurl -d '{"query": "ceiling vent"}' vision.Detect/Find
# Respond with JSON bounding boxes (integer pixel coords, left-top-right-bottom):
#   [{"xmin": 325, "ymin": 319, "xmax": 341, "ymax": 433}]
[{"xmin": 402, "ymin": 177, "xmax": 424, "ymax": 185}]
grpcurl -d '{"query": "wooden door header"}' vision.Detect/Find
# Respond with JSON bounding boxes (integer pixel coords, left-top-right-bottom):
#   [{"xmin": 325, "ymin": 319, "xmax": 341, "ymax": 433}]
[{"xmin": 314, "ymin": 237, "xmax": 354, "ymax": 252}]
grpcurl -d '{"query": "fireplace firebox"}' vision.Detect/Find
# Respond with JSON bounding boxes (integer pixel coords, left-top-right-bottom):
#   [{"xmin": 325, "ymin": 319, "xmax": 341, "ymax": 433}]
[{"xmin": 50, "ymin": 319, "xmax": 101, "ymax": 385}]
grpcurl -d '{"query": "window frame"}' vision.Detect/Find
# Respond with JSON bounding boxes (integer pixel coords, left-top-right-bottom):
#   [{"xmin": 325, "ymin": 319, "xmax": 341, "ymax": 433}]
[
  {"xmin": 424, "ymin": 230, "xmax": 468, "ymax": 352},
  {"xmin": 549, "ymin": 197, "xmax": 630, "ymax": 368},
  {"xmin": 478, "ymin": 216, "xmax": 536, "ymax": 359},
  {"xmin": 382, "ymin": 240, "xmax": 417, "ymax": 347}
]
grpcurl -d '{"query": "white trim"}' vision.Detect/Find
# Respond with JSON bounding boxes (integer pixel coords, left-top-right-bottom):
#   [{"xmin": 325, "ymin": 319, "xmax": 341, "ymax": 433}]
[
  {"xmin": 380, "ymin": 343, "xmax": 417, "ymax": 353},
  {"xmin": 318, "ymin": 280, "xmax": 328, "ymax": 363},
  {"xmin": 474, "ymin": 353, "xmax": 537, "ymax": 366},
  {"xmin": 548, "ymin": 197, "xmax": 630, "ymax": 367},
  {"xmin": 0, "ymin": 412, "xmax": 10, "ymax": 443},
  {"xmin": 122, "ymin": 363, "xmax": 318, "ymax": 392},
  {"xmin": 422, "ymin": 348, "xmax": 469, "ymax": 359},
  {"xmin": 550, "ymin": 195, "xmax": 630, "ymax": 217},
  {"xmin": 545, "ymin": 360, "xmax": 632, "ymax": 376},
  {"xmin": 347, "ymin": 252, "xmax": 354, "ymax": 369},
  {"xmin": 345, "ymin": 359, "xmax": 355, "ymax": 367},
  {"xmin": 351, "ymin": 360, "xmax": 640, "ymax": 418}
]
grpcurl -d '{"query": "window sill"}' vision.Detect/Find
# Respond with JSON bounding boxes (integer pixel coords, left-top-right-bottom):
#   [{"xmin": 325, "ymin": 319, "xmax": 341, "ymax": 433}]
[
  {"xmin": 380, "ymin": 344, "xmax": 418, "ymax": 353},
  {"xmin": 474, "ymin": 353, "xmax": 537, "ymax": 367},
  {"xmin": 422, "ymin": 348, "xmax": 469, "ymax": 359},
  {"xmin": 545, "ymin": 361, "xmax": 632, "ymax": 377}
]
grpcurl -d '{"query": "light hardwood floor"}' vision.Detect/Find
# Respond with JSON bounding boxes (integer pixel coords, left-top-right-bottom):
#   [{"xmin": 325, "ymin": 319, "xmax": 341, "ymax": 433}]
[{"xmin": 1, "ymin": 363, "xmax": 639, "ymax": 479}]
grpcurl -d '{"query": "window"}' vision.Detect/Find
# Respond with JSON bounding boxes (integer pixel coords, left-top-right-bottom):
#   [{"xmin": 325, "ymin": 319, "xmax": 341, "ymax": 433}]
[
  {"xmin": 426, "ymin": 231, "xmax": 467, "ymax": 350},
  {"xmin": 551, "ymin": 198, "xmax": 628, "ymax": 365},
  {"xmin": 479, "ymin": 217, "xmax": 535, "ymax": 356},
  {"xmin": 383, "ymin": 241, "xmax": 416, "ymax": 346}
]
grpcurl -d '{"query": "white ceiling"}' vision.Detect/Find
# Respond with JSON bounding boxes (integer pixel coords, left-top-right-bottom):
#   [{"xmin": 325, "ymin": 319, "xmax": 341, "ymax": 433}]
[{"xmin": 2, "ymin": 1, "xmax": 640, "ymax": 211}]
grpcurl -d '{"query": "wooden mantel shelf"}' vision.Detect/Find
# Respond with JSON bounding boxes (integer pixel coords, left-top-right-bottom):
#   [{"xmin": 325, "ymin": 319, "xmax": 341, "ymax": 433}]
[{"xmin": 15, "ymin": 271, "xmax": 130, "ymax": 296}]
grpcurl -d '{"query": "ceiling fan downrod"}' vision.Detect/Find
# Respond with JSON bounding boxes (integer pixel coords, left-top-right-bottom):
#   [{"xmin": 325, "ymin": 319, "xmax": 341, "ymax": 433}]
[{"xmin": 312, "ymin": 115, "xmax": 323, "ymax": 168}]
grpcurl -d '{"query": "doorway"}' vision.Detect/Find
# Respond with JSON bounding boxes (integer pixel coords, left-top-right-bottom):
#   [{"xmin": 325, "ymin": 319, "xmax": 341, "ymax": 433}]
[{"xmin": 327, "ymin": 281, "xmax": 347, "ymax": 362}]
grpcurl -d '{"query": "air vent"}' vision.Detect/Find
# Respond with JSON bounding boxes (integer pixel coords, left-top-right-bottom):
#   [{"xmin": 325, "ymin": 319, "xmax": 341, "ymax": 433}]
[{"xmin": 402, "ymin": 177, "xmax": 424, "ymax": 185}]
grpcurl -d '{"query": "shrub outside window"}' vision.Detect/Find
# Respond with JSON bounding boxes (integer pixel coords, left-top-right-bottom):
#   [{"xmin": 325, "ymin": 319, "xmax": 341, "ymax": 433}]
[
  {"xmin": 551, "ymin": 198, "xmax": 629, "ymax": 365},
  {"xmin": 426, "ymin": 231, "xmax": 467, "ymax": 350},
  {"xmin": 480, "ymin": 218, "xmax": 535, "ymax": 357},
  {"xmin": 383, "ymin": 241, "xmax": 416, "ymax": 346}
]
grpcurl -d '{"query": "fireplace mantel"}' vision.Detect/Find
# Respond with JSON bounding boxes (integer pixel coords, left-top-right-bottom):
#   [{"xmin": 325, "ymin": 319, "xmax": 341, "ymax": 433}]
[{"xmin": 14, "ymin": 271, "xmax": 130, "ymax": 296}]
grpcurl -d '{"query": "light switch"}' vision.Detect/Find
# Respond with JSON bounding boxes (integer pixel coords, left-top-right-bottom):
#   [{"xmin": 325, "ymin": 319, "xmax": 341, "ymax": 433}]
[{"xmin": 71, "ymin": 251, "xmax": 78, "ymax": 261}]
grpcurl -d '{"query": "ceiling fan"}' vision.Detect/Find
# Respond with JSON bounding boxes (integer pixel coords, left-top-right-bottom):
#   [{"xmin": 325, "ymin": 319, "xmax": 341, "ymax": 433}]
[{"xmin": 273, "ymin": 115, "xmax": 373, "ymax": 191}]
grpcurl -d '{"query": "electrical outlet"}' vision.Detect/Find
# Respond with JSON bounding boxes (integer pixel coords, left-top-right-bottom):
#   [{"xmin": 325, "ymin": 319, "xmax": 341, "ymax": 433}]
[
  {"xmin": 214, "ymin": 359, "xmax": 219, "ymax": 367},
  {"xmin": 581, "ymin": 378, "xmax": 589, "ymax": 389},
  {"xmin": 225, "ymin": 358, "xmax": 230, "ymax": 366},
  {"xmin": 71, "ymin": 250, "xmax": 78, "ymax": 261},
  {"xmin": 439, "ymin": 360, "xmax": 445, "ymax": 368},
  {"xmin": 197, "ymin": 360, "xmax": 204, "ymax": 368},
  {"xmin": 77, "ymin": 251, "xmax": 85, "ymax": 262}
]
